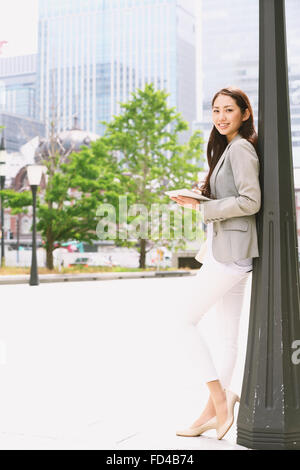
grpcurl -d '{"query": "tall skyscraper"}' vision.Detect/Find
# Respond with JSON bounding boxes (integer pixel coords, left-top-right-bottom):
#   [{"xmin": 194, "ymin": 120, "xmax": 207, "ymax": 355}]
[
  {"xmin": 37, "ymin": 0, "xmax": 197, "ymax": 140},
  {"xmin": 0, "ymin": 54, "xmax": 45, "ymax": 154}
]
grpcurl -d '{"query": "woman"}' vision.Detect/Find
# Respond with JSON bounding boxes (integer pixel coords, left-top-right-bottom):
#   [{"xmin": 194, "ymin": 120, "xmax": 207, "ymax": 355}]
[{"xmin": 170, "ymin": 87, "xmax": 261, "ymax": 440}]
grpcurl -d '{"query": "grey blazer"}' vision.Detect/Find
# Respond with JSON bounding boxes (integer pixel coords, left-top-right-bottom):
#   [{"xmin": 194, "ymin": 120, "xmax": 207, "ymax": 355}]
[{"xmin": 195, "ymin": 133, "xmax": 261, "ymax": 264}]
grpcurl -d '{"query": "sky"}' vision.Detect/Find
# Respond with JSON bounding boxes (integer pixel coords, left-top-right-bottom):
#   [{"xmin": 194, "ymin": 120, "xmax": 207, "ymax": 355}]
[{"xmin": 0, "ymin": 0, "xmax": 38, "ymax": 57}]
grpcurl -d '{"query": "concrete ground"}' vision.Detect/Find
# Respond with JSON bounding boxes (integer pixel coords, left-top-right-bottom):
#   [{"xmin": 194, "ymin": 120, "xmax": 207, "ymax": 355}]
[{"xmin": 0, "ymin": 274, "xmax": 252, "ymax": 450}]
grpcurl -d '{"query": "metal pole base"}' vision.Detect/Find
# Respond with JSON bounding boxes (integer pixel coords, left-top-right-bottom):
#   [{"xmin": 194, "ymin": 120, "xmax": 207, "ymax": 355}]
[
  {"xmin": 238, "ymin": 428, "xmax": 300, "ymax": 450},
  {"xmin": 29, "ymin": 278, "xmax": 39, "ymax": 286}
]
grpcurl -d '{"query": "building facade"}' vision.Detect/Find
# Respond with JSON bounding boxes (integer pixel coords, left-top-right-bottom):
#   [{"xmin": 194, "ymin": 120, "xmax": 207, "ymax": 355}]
[
  {"xmin": 37, "ymin": 0, "xmax": 197, "ymax": 141},
  {"xmin": 0, "ymin": 112, "xmax": 45, "ymax": 153}
]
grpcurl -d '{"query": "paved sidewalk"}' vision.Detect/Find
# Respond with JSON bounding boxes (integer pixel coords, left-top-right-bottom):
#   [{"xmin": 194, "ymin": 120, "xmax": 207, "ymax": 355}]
[
  {"xmin": 0, "ymin": 275, "xmax": 252, "ymax": 450},
  {"xmin": 0, "ymin": 421, "xmax": 247, "ymax": 450}
]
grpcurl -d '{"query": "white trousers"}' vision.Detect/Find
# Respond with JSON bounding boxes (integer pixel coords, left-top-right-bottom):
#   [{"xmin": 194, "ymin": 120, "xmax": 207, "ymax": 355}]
[{"xmin": 178, "ymin": 261, "xmax": 250, "ymax": 390}]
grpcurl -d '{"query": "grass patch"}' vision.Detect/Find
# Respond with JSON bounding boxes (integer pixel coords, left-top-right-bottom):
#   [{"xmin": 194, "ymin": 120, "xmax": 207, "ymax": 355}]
[{"xmin": 0, "ymin": 265, "xmax": 186, "ymax": 276}]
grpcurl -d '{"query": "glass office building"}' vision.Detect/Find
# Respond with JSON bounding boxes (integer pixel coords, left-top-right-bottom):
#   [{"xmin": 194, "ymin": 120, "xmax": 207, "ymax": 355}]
[
  {"xmin": 0, "ymin": 56, "xmax": 45, "ymax": 154},
  {"xmin": 0, "ymin": 112, "xmax": 45, "ymax": 153},
  {"xmin": 37, "ymin": 0, "xmax": 197, "ymax": 140}
]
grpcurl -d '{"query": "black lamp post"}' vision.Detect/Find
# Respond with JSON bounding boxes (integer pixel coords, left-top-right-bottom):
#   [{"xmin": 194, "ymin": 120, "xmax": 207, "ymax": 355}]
[
  {"xmin": 0, "ymin": 134, "xmax": 6, "ymax": 268},
  {"xmin": 236, "ymin": 0, "xmax": 300, "ymax": 450},
  {"xmin": 26, "ymin": 164, "xmax": 44, "ymax": 286}
]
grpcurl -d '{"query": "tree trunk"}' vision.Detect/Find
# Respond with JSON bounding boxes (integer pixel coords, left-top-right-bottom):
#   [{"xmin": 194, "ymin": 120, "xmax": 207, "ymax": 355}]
[
  {"xmin": 46, "ymin": 242, "xmax": 54, "ymax": 270},
  {"xmin": 139, "ymin": 238, "xmax": 146, "ymax": 269}
]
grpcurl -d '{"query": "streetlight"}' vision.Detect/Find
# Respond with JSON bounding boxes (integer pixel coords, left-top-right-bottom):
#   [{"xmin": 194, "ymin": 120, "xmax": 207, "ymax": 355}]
[
  {"xmin": 0, "ymin": 133, "xmax": 6, "ymax": 268},
  {"xmin": 26, "ymin": 164, "xmax": 45, "ymax": 286}
]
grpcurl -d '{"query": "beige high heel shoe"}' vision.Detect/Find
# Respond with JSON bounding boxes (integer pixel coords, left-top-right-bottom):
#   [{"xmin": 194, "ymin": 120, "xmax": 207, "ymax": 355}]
[
  {"xmin": 176, "ymin": 416, "xmax": 217, "ymax": 437},
  {"xmin": 216, "ymin": 389, "xmax": 240, "ymax": 440}
]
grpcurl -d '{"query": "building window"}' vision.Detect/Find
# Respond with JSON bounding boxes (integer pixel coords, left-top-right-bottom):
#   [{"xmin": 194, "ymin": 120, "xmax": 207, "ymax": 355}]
[{"xmin": 21, "ymin": 216, "xmax": 31, "ymax": 235}]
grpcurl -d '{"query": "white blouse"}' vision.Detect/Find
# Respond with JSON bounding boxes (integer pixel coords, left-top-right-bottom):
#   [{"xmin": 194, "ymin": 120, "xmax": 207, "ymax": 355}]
[{"xmin": 202, "ymin": 221, "xmax": 253, "ymax": 273}]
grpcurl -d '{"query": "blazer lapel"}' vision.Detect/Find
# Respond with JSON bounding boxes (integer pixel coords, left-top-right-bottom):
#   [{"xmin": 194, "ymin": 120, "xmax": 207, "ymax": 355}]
[{"xmin": 210, "ymin": 133, "xmax": 243, "ymax": 196}]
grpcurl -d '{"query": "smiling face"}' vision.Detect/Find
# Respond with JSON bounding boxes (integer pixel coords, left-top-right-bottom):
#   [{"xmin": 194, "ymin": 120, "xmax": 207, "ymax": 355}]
[{"xmin": 212, "ymin": 94, "xmax": 250, "ymax": 142}]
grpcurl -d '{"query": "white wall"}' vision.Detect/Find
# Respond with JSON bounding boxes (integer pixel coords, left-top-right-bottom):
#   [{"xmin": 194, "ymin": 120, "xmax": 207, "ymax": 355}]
[{"xmin": 5, "ymin": 248, "xmax": 46, "ymax": 267}]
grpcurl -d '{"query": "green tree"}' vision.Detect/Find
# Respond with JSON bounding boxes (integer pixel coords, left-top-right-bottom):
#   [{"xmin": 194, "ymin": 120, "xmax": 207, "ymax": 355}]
[
  {"xmin": 0, "ymin": 190, "xmax": 32, "ymax": 241},
  {"xmin": 0, "ymin": 189, "xmax": 32, "ymax": 213},
  {"xmin": 36, "ymin": 136, "xmax": 122, "ymax": 270},
  {"xmin": 0, "ymin": 189, "xmax": 32, "ymax": 267},
  {"xmin": 0, "ymin": 133, "xmax": 123, "ymax": 270},
  {"xmin": 100, "ymin": 83, "xmax": 205, "ymax": 268}
]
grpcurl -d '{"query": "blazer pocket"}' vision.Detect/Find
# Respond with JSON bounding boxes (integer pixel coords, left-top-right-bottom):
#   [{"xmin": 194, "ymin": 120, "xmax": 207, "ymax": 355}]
[{"xmin": 222, "ymin": 219, "xmax": 249, "ymax": 231}]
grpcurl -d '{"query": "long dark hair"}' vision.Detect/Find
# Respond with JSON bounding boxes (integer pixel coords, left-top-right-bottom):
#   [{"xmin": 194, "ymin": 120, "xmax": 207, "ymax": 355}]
[{"xmin": 199, "ymin": 87, "xmax": 258, "ymax": 199}]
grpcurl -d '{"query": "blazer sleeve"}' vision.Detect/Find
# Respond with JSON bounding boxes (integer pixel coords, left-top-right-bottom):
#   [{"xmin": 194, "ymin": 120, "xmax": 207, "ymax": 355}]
[{"xmin": 200, "ymin": 139, "xmax": 261, "ymax": 223}]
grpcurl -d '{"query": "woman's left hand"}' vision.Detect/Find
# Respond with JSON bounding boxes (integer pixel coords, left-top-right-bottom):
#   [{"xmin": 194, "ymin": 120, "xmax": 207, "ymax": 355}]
[{"xmin": 169, "ymin": 196, "xmax": 200, "ymax": 210}]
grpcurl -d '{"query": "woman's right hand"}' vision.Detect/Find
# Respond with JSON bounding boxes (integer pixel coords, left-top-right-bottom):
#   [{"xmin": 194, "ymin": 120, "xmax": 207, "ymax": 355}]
[{"xmin": 169, "ymin": 195, "xmax": 201, "ymax": 211}]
